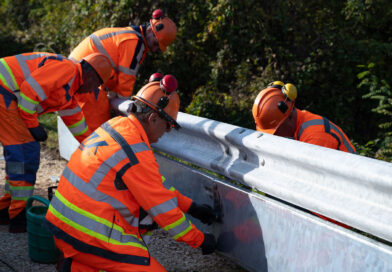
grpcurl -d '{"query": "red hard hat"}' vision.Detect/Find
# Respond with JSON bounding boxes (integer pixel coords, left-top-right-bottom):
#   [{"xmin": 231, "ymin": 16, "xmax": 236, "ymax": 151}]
[{"xmin": 149, "ymin": 72, "xmax": 164, "ymax": 82}]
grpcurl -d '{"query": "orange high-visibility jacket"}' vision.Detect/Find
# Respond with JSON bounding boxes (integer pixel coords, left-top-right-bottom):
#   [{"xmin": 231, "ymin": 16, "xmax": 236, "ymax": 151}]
[
  {"xmin": 295, "ymin": 110, "xmax": 356, "ymax": 153},
  {"xmin": 0, "ymin": 52, "xmax": 90, "ymax": 142},
  {"xmin": 44, "ymin": 115, "xmax": 204, "ymax": 270},
  {"xmin": 69, "ymin": 25, "xmax": 149, "ymax": 98}
]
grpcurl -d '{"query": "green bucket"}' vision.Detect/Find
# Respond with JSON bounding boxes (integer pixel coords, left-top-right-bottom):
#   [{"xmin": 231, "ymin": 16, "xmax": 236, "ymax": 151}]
[{"xmin": 26, "ymin": 195, "xmax": 59, "ymax": 263}]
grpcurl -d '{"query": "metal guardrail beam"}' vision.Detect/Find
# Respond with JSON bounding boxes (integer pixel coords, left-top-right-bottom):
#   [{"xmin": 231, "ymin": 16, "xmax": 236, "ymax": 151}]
[{"xmin": 152, "ymin": 113, "xmax": 392, "ymax": 243}]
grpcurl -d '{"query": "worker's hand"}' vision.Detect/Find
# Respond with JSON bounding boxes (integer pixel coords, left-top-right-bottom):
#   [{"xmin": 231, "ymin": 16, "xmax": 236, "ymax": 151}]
[
  {"xmin": 200, "ymin": 233, "xmax": 216, "ymax": 255},
  {"xmin": 188, "ymin": 202, "xmax": 217, "ymax": 225},
  {"xmin": 28, "ymin": 125, "xmax": 47, "ymax": 142}
]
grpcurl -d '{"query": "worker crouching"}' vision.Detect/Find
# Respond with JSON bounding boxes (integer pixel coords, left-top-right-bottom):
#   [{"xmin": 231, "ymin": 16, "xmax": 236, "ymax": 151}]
[{"xmin": 44, "ymin": 75, "xmax": 217, "ymax": 271}]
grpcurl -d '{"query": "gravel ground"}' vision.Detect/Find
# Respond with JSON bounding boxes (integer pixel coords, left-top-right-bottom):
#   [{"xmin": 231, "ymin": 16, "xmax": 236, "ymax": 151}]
[{"xmin": 0, "ymin": 147, "xmax": 246, "ymax": 272}]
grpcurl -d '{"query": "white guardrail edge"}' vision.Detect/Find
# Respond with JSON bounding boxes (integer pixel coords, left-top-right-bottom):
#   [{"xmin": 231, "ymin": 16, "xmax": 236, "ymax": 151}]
[{"xmin": 152, "ymin": 112, "xmax": 392, "ymax": 243}]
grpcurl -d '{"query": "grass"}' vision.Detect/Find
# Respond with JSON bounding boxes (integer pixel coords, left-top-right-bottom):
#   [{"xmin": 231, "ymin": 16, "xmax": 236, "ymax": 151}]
[{"xmin": 38, "ymin": 113, "xmax": 59, "ymax": 151}]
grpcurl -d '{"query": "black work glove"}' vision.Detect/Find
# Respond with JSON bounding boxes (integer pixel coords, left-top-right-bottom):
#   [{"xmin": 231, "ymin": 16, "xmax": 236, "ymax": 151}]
[
  {"xmin": 28, "ymin": 125, "xmax": 48, "ymax": 142},
  {"xmin": 200, "ymin": 233, "xmax": 216, "ymax": 255},
  {"xmin": 188, "ymin": 202, "xmax": 217, "ymax": 225}
]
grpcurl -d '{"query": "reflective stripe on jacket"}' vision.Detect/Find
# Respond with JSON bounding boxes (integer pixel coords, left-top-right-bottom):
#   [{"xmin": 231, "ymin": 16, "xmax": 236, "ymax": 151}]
[
  {"xmin": 69, "ymin": 26, "xmax": 148, "ymax": 98},
  {"xmin": 295, "ymin": 110, "xmax": 356, "ymax": 153},
  {"xmin": 0, "ymin": 52, "xmax": 90, "ymax": 142},
  {"xmin": 45, "ymin": 115, "xmax": 204, "ymax": 268}
]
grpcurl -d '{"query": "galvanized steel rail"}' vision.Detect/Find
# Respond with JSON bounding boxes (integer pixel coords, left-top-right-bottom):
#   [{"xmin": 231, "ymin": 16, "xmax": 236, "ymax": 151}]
[{"xmin": 152, "ymin": 112, "xmax": 392, "ymax": 243}]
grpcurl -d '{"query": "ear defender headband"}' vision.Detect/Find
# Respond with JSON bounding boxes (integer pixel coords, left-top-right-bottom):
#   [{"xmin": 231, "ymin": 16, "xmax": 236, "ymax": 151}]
[{"xmin": 267, "ymin": 81, "xmax": 297, "ymax": 113}]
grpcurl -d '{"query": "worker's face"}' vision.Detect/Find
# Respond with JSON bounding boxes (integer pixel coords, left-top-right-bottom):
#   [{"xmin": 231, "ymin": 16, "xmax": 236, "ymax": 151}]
[
  {"xmin": 78, "ymin": 64, "xmax": 102, "ymax": 93},
  {"xmin": 146, "ymin": 28, "xmax": 160, "ymax": 53},
  {"xmin": 274, "ymin": 109, "xmax": 297, "ymax": 138},
  {"xmin": 146, "ymin": 112, "xmax": 171, "ymax": 143}
]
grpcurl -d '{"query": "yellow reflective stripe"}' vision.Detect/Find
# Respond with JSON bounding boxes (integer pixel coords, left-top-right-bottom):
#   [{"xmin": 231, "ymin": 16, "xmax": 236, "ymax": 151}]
[
  {"xmin": 172, "ymin": 221, "xmax": 193, "ymax": 240},
  {"xmin": 169, "ymin": 187, "xmax": 176, "ymax": 192},
  {"xmin": 67, "ymin": 117, "xmax": 85, "ymax": 129},
  {"xmin": 0, "ymin": 58, "xmax": 19, "ymax": 90},
  {"xmin": 163, "ymin": 213, "xmax": 186, "ymax": 232},
  {"xmin": 20, "ymin": 92, "xmax": 39, "ymax": 104},
  {"xmin": 52, "ymin": 191, "xmax": 147, "ymax": 250},
  {"xmin": 18, "ymin": 104, "xmax": 36, "ymax": 114},
  {"xmin": 161, "ymin": 176, "xmax": 166, "ymax": 183},
  {"xmin": 0, "ymin": 73, "xmax": 10, "ymax": 89}
]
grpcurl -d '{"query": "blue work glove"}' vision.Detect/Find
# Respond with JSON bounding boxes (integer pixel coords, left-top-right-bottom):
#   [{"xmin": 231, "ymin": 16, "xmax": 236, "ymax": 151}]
[
  {"xmin": 188, "ymin": 202, "xmax": 217, "ymax": 225},
  {"xmin": 28, "ymin": 125, "xmax": 47, "ymax": 142},
  {"xmin": 200, "ymin": 233, "xmax": 216, "ymax": 255}
]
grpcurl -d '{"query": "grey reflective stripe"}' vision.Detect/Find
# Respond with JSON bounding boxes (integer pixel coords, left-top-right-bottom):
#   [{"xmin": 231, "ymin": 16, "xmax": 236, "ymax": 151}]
[
  {"xmin": 15, "ymin": 53, "xmax": 49, "ymax": 79},
  {"xmin": 297, "ymin": 119, "xmax": 355, "ymax": 153},
  {"xmin": 89, "ymin": 149, "xmax": 128, "ymax": 188},
  {"xmin": 50, "ymin": 195, "xmax": 144, "ymax": 246},
  {"xmin": 10, "ymin": 187, "xmax": 33, "ymax": 198},
  {"xmin": 58, "ymin": 106, "xmax": 82, "ymax": 117},
  {"xmin": 6, "ymin": 161, "xmax": 24, "ymax": 175},
  {"xmin": 131, "ymin": 142, "xmax": 149, "ymax": 153},
  {"xmin": 117, "ymin": 94, "xmax": 132, "ymax": 99},
  {"xmin": 18, "ymin": 96, "xmax": 37, "ymax": 112},
  {"xmin": 4, "ymin": 181, "xmax": 10, "ymax": 193},
  {"xmin": 68, "ymin": 122, "xmax": 88, "ymax": 135},
  {"xmin": 118, "ymin": 65, "xmax": 136, "ymax": 76},
  {"xmin": 148, "ymin": 197, "xmax": 178, "ymax": 218},
  {"xmin": 66, "ymin": 74, "xmax": 76, "ymax": 90},
  {"xmin": 89, "ymin": 34, "xmax": 118, "ymax": 73},
  {"xmin": 24, "ymin": 76, "xmax": 47, "ymax": 101},
  {"xmin": 0, "ymin": 61, "xmax": 17, "ymax": 91},
  {"xmin": 167, "ymin": 218, "xmax": 191, "ymax": 238},
  {"xmin": 37, "ymin": 104, "xmax": 44, "ymax": 114},
  {"xmin": 68, "ymin": 57, "xmax": 78, "ymax": 63},
  {"xmin": 98, "ymin": 29, "xmax": 140, "ymax": 40},
  {"xmin": 63, "ymin": 166, "xmax": 138, "ymax": 227}
]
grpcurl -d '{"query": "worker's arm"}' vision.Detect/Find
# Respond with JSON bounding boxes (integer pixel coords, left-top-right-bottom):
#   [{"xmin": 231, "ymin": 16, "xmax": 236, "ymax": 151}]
[
  {"xmin": 299, "ymin": 131, "xmax": 341, "ymax": 150},
  {"xmin": 110, "ymin": 39, "xmax": 144, "ymax": 98},
  {"xmin": 18, "ymin": 60, "xmax": 76, "ymax": 128},
  {"xmin": 124, "ymin": 150, "xmax": 205, "ymax": 248},
  {"xmin": 58, "ymin": 98, "xmax": 92, "ymax": 143}
]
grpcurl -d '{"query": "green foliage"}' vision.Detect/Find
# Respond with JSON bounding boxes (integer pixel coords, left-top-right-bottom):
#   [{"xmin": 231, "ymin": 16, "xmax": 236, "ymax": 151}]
[
  {"xmin": 357, "ymin": 63, "xmax": 392, "ymax": 161},
  {"xmin": 0, "ymin": 0, "xmax": 391, "ymax": 162}
]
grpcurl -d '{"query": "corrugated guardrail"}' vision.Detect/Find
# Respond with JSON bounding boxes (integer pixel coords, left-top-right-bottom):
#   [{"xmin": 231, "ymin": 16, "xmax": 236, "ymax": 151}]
[
  {"xmin": 58, "ymin": 113, "xmax": 392, "ymax": 271},
  {"xmin": 152, "ymin": 112, "xmax": 392, "ymax": 243}
]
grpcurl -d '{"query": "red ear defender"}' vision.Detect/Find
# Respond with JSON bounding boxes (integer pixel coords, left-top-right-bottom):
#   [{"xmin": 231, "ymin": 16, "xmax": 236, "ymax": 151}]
[
  {"xmin": 152, "ymin": 9, "xmax": 164, "ymax": 19},
  {"xmin": 149, "ymin": 73, "xmax": 163, "ymax": 82},
  {"xmin": 160, "ymin": 74, "xmax": 178, "ymax": 94}
]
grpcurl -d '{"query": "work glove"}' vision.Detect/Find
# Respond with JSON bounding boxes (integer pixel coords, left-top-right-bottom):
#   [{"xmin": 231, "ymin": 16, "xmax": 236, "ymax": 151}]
[
  {"xmin": 28, "ymin": 125, "xmax": 48, "ymax": 142},
  {"xmin": 200, "ymin": 233, "xmax": 216, "ymax": 255},
  {"xmin": 187, "ymin": 202, "xmax": 217, "ymax": 225}
]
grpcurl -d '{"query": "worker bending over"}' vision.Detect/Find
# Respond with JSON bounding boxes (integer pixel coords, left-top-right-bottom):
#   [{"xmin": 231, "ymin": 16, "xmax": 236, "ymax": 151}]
[
  {"xmin": 44, "ymin": 75, "xmax": 217, "ymax": 271},
  {"xmin": 69, "ymin": 9, "xmax": 177, "ymax": 132},
  {"xmin": 252, "ymin": 81, "xmax": 356, "ymax": 153},
  {"xmin": 0, "ymin": 52, "xmax": 112, "ymax": 232}
]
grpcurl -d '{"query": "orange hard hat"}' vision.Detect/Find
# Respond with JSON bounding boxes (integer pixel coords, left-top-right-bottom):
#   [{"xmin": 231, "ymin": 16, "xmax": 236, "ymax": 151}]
[
  {"xmin": 82, "ymin": 53, "xmax": 113, "ymax": 83},
  {"xmin": 150, "ymin": 9, "xmax": 177, "ymax": 52},
  {"xmin": 252, "ymin": 87, "xmax": 295, "ymax": 134},
  {"xmin": 133, "ymin": 74, "xmax": 180, "ymax": 129}
]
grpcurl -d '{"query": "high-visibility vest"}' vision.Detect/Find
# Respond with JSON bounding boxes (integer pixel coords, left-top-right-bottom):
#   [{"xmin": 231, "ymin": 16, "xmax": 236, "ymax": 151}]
[
  {"xmin": 69, "ymin": 25, "xmax": 148, "ymax": 98},
  {"xmin": 295, "ymin": 110, "xmax": 356, "ymax": 153},
  {"xmin": 0, "ymin": 52, "xmax": 89, "ymax": 142},
  {"xmin": 44, "ymin": 115, "xmax": 204, "ymax": 269}
]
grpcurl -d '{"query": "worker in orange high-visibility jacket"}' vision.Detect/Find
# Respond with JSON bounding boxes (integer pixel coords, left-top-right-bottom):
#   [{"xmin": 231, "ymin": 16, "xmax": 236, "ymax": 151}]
[
  {"xmin": 252, "ymin": 81, "xmax": 355, "ymax": 228},
  {"xmin": 68, "ymin": 9, "xmax": 177, "ymax": 133},
  {"xmin": 0, "ymin": 52, "xmax": 112, "ymax": 233},
  {"xmin": 44, "ymin": 75, "xmax": 217, "ymax": 272}
]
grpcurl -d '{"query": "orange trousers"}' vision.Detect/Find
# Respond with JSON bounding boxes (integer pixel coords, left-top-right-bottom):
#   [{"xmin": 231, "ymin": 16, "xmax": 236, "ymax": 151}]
[
  {"xmin": 55, "ymin": 238, "xmax": 166, "ymax": 272},
  {"xmin": 0, "ymin": 91, "xmax": 39, "ymax": 218}
]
